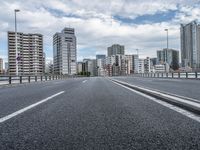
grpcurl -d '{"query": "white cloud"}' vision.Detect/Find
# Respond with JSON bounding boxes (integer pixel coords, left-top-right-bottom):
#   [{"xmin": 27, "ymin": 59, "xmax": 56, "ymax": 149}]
[{"xmin": 0, "ymin": 0, "xmax": 200, "ymax": 62}]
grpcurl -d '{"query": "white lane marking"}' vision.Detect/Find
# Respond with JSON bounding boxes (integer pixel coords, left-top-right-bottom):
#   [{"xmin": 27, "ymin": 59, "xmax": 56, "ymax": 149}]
[
  {"xmin": 112, "ymin": 79, "xmax": 200, "ymax": 108},
  {"xmin": 82, "ymin": 80, "xmax": 87, "ymax": 83},
  {"xmin": 111, "ymin": 80, "xmax": 200, "ymax": 123},
  {"xmin": 0, "ymin": 91, "xmax": 65, "ymax": 123}
]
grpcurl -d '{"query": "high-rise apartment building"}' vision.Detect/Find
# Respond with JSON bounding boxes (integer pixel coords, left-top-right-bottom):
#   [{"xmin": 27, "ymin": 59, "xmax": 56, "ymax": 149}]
[
  {"xmin": 181, "ymin": 21, "xmax": 200, "ymax": 70},
  {"xmin": 8, "ymin": 31, "xmax": 44, "ymax": 75},
  {"xmin": 0, "ymin": 58, "xmax": 3, "ymax": 74},
  {"xmin": 107, "ymin": 44, "xmax": 125, "ymax": 57},
  {"xmin": 157, "ymin": 48, "xmax": 179, "ymax": 70},
  {"xmin": 138, "ymin": 59, "xmax": 144, "ymax": 73},
  {"xmin": 53, "ymin": 28, "xmax": 77, "ymax": 75}
]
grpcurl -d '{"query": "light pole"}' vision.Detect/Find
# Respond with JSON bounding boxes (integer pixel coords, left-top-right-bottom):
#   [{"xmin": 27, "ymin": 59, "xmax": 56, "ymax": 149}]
[
  {"xmin": 15, "ymin": 9, "xmax": 20, "ymax": 76},
  {"xmin": 164, "ymin": 29, "xmax": 168, "ymax": 63},
  {"xmin": 136, "ymin": 49, "xmax": 139, "ymax": 57}
]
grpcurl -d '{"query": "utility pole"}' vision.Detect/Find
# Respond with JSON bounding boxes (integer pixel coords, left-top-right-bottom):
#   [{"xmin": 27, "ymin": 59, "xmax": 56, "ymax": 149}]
[
  {"xmin": 15, "ymin": 9, "xmax": 20, "ymax": 76},
  {"xmin": 164, "ymin": 29, "xmax": 169, "ymax": 63}
]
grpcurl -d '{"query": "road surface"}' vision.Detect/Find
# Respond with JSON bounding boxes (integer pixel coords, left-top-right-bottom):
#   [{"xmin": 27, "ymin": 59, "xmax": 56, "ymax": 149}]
[{"xmin": 0, "ymin": 77, "xmax": 200, "ymax": 150}]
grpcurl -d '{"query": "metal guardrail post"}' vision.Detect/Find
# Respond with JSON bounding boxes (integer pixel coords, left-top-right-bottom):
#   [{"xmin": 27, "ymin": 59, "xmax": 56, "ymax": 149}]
[
  {"xmin": 166, "ymin": 73, "xmax": 168, "ymax": 78},
  {"xmin": 186, "ymin": 72, "xmax": 188, "ymax": 79},
  {"xmin": 162, "ymin": 73, "xmax": 163, "ymax": 78},
  {"xmin": 9, "ymin": 76, "xmax": 12, "ymax": 84},
  {"xmin": 195, "ymin": 72, "xmax": 198, "ymax": 79},
  {"xmin": 172, "ymin": 73, "xmax": 174, "ymax": 78},
  {"xmin": 178, "ymin": 72, "xmax": 180, "ymax": 78},
  {"xmin": 41, "ymin": 76, "xmax": 43, "ymax": 81},
  {"xmin": 20, "ymin": 76, "xmax": 22, "ymax": 84},
  {"xmin": 45, "ymin": 76, "xmax": 47, "ymax": 81},
  {"xmin": 28, "ymin": 76, "xmax": 30, "ymax": 83},
  {"xmin": 35, "ymin": 76, "xmax": 37, "ymax": 82}
]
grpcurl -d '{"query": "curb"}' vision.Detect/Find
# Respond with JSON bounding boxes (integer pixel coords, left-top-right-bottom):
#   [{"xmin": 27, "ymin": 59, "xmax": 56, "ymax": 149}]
[{"xmin": 110, "ymin": 79, "xmax": 200, "ymax": 115}]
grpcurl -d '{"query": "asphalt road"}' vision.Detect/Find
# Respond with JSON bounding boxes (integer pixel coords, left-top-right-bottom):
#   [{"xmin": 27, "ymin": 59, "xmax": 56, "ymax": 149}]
[
  {"xmin": 0, "ymin": 77, "xmax": 200, "ymax": 150},
  {"xmin": 112, "ymin": 76, "xmax": 200, "ymax": 100}
]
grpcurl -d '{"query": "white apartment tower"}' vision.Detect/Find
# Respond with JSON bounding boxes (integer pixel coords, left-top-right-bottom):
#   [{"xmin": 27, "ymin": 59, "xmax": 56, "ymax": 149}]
[
  {"xmin": 8, "ymin": 31, "xmax": 44, "ymax": 75},
  {"xmin": 53, "ymin": 28, "xmax": 77, "ymax": 75}
]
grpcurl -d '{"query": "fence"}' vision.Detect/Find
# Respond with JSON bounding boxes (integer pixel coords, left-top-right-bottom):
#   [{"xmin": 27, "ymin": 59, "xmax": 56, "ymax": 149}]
[
  {"xmin": 0, "ymin": 75, "xmax": 69, "ymax": 85},
  {"xmin": 136, "ymin": 72, "xmax": 200, "ymax": 79}
]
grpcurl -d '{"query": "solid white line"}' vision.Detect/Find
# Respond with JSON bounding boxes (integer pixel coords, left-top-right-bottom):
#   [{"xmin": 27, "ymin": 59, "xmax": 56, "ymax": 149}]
[
  {"xmin": 111, "ymin": 80, "xmax": 200, "ymax": 123},
  {"xmin": 0, "ymin": 91, "xmax": 65, "ymax": 123},
  {"xmin": 112, "ymin": 79, "xmax": 200, "ymax": 108},
  {"xmin": 82, "ymin": 80, "xmax": 87, "ymax": 83}
]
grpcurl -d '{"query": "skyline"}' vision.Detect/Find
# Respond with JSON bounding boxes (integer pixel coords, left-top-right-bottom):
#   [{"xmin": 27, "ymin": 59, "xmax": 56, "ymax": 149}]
[{"xmin": 0, "ymin": 0, "xmax": 200, "ymax": 64}]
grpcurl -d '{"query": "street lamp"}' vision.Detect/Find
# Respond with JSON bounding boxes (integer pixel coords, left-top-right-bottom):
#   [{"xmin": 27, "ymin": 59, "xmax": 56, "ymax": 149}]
[
  {"xmin": 164, "ymin": 29, "xmax": 169, "ymax": 63},
  {"xmin": 136, "ymin": 49, "xmax": 139, "ymax": 57},
  {"xmin": 164, "ymin": 29, "xmax": 169, "ymax": 50},
  {"xmin": 15, "ymin": 9, "xmax": 20, "ymax": 76}
]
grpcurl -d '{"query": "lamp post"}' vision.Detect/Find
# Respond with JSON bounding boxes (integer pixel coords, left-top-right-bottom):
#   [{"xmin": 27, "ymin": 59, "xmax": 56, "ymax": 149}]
[
  {"xmin": 136, "ymin": 49, "xmax": 139, "ymax": 57},
  {"xmin": 15, "ymin": 9, "xmax": 20, "ymax": 76},
  {"xmin": 164, "ymin": 29, "xmax": 168, "ymax": 63}
]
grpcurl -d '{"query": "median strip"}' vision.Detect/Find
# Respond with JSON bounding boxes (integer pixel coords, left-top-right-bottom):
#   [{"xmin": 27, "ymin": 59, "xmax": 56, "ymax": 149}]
[
  {"xmin": 0, "ymin": 91, "xmax": 65, "ymax": 123},
  {"xmin": 110, "ymin": 79, "xmax": 200, "ymax": 116}
]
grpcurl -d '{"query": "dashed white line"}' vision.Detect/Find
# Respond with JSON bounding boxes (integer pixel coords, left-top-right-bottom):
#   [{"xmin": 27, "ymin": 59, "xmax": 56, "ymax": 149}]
[
  {"xmin": 0, "ymin": 91, "xmax": 65, "ymax": 123},
  {"xmin": 111, "ymin": 80, "xmax": 200, "ymax": 123},
  {"xmin": 82, "ymin": 80, "xmax": 87, "ymax": 83}
]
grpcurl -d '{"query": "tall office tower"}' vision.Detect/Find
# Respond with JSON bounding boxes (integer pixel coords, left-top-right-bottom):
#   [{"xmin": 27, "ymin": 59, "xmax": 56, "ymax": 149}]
[
  {"xmin": 157, "ymin": 48, "xmax": 179, "ymax": 70},
  {"xmin": 53, "ymin": 28, "xmax": 77, "ymax": 75},
  {"xmin": 8, "ymin": 31, "xmax": 44, "ymax": 75},
  {"xmin": 125, "ymin": 55, "xmax": 139, "ymax": 74},
  {"xmin": 107, "ymin": 44, "xmax": 125, "ymax": 57},
  {"xmin": 0, "ymin": 58, "xmax": 3, "ymax": 74},
  {"xmin": 181, "ymin": 21, "xmax": 200, "ymax": 70}
]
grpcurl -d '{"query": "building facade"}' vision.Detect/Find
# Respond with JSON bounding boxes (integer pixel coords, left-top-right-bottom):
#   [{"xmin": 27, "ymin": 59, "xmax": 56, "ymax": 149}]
[
  {"xmin": 107, "ymin": 44, "xmax": 125, "ymax": 57},
  {"xmin": 85, "ymin": 59, "xmax": 97, "ymax": 76},
  {"xmin": 8, "ymin": 31, "xmax": 44, "ymax": 75},
  {"xmin": 53, "ymin": 28, "xmax": 77, "ymax": 75},
  {"xmin": 138, "ymin": 59, "xmax": 145, "ymax": 73},
  {"xmin": 181, "ymin": 21, "xmax": 200, "ymax": 70},
  {"xmin": 0, "ymin": 58, "xmax": 3, "ymax": 74},
  {"xmin": 157, "ymin": 48, "xmax": 179, "ymax": 70},
  {"xmin": 77, "ymin": 62, "xmax": 83, "ymax": 74}
]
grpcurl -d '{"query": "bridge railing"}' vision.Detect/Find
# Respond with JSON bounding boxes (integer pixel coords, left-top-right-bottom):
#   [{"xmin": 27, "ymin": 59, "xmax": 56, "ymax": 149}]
[
  {"xmin": 135, "ymin": 72, "xmax": 200, "ymax": 79},
  {"xmin": 0, "ymin": 75, "xmax": 69, "ymax": 85}
]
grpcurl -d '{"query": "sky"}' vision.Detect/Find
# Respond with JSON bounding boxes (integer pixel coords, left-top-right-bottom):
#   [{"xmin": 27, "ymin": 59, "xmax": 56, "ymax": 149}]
[{"xmin": 0, "ymin": 0, "xmax": 200, "ymax": 65}]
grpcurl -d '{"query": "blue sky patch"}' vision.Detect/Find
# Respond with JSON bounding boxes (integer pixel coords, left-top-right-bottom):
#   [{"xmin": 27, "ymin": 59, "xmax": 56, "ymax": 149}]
[{"xmin": 114, "ymin": 10, "xmax": 178, "ymax": 24}]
